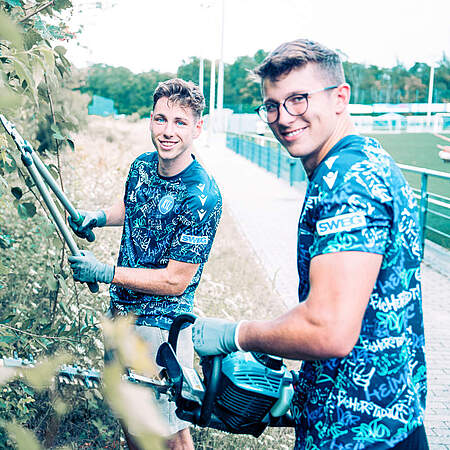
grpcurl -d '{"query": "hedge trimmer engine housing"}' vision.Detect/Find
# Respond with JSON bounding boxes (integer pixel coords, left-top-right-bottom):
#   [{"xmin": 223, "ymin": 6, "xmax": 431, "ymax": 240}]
[{"xmin": 156, "ymin": 314, "xmax": 294, "ymax": 437}]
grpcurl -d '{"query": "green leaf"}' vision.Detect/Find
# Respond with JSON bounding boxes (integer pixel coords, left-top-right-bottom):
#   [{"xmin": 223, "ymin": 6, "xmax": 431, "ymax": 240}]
[
  {"xmin": 2, "ymin": 420, "xmax": 43, "ymax": 450},
  {"xmin": 45, "ymin": 273, "xmax": 58, "ymax": 291},
  {"xmin": 11, "ymin": 187, "xmax": 22, "ymax": 199},
  {"xmin": 58, "ymin": 300, "xmax": 70, "ymax": 316},
  {"xmin": 4, "ymin": 0, "xmax": 22, "ymax": 7},
  {"xmin": 66, "ymin": 138, "xmax": 75, "ymax": 151},
  {"xmin": 23, "ymin": 353, "xmax": 71, "ymax": 392},
  {"xmin": 0, "ymin": 10, "xmax": 23, "ymax": 49},
  {"xmin": 54, "ymin": 46, "xmax": 67, "ymax": 56},
  {"xmin": 0, "ymin": 336, "xmax": 17, "ymax": 344},
  {"xmin": 17, "ymin": 202, "xmax": 36, "ymax": 219}
]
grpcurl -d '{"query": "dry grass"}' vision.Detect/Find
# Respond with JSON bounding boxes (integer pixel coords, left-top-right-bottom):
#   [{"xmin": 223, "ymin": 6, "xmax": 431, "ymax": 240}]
[{"xmin": 67, "ymin": 116, "xmax": 296, "ymax": 449}]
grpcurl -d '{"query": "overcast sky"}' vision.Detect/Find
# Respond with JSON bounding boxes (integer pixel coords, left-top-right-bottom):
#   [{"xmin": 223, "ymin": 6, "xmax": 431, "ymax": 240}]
[{"xmin": 66, "ymin": 0, "xmax": 450, "ymax": 74}]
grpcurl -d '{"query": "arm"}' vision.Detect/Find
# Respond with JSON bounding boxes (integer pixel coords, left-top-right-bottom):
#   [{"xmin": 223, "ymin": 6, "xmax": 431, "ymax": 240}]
[
  {"xmin": 103, "ymin": 199, "xmax": 126, "ymax": 226},
  {"xmin": 238, "ymin": 251, "xmax": 382, "ymax": 360},
  {"xmin": 112, "ymin": 259, "xmax": 199, "ymax": 296}
]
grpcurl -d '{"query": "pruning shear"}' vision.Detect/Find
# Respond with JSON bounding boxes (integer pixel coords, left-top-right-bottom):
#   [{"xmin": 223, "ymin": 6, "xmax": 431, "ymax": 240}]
[{"xmin": 0, "ymin": 114, "xmax": 99, "ymax": 293}]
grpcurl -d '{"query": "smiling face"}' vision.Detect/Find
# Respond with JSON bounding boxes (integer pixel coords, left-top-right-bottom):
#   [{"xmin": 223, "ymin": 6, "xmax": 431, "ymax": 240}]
[
  {"xmin": 263, "ymin": 63, "xmax": 347, "ymax": 173},
  {"xmin": 150, "ymin": 97, "xmax": 202, "ymax": 177}
]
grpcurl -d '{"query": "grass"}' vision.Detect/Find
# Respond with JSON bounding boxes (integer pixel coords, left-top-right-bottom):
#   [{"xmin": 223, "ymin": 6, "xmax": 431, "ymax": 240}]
[{"xmin": 365, "ymin": 133, "xmax": 450, "ymax": 248}]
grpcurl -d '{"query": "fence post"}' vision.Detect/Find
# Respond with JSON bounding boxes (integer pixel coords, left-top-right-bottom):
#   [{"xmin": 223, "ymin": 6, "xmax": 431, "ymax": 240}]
[
  {"xmin": 289, "ymin": 160, "xmax": 296, "ymax": 186},
  {"xmin": 419, "ymin": 172, "xmax": 428, "ymax": 258},
  {"xmin": 277, "ymin": 145, "xmax": 281, "ymax": 178}
]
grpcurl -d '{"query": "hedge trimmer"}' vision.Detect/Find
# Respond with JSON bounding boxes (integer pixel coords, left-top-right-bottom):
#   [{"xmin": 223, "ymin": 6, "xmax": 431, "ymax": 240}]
[
  {"xmin": 1, "ymin": 314, "xmax": 295, "ymax": 437},
  {"xmin": 0, "ymin": 114, "xmax": 98, "ymax": 292}
]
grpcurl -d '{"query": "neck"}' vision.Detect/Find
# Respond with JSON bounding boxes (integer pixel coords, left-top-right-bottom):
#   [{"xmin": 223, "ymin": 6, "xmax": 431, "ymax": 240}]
[
  {"xmin": 303, "ymin": 114, "xmax": 356, "ymax": 178},
  {"xmin": 158, "ymin": 152, "xmax": 193, "ymax": 178}
]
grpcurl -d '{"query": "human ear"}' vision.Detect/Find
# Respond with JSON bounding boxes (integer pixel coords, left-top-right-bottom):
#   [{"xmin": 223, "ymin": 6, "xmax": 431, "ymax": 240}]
[
  {"xmin": 193, "ymin": 118, "xmax": 203, "ymax": 138},
  {"xmin": 335, "ymin": 83, "xmax": 351, "ymax": 114}
]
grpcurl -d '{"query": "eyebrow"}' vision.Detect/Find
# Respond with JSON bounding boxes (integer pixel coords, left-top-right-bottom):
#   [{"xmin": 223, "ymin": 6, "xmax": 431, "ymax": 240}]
[
  {"xmin": 264, "ymin": 90, "xmax": 308, "ymax": 103},
  {"xmin": 154, "ymin": 113, "xmax": 190, "ymax": 122}
]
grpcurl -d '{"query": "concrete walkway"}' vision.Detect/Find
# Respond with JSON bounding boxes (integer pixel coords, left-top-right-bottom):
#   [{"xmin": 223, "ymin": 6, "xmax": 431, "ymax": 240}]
[{"xmin": 196, "ymin": 133, "xmax": 450, "ymax": 450}]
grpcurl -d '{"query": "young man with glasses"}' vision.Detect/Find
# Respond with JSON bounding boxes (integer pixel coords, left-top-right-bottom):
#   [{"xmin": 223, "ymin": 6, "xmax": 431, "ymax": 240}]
[{"xmin": 192, "ymin": 39, "xmax": 428, "ymax": 449}]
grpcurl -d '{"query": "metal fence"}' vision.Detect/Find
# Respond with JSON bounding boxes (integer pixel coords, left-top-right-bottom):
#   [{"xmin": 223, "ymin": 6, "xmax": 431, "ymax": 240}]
[
  {"xmin": 225, "ymin": 132, "xmax": 307, "ymax": 186},
  {"xmin": 398, "ymin": 164, "xmax": 450, "ymax": 253},
  {"xmin": 225, "ymin": 132, "xmax": 450, "ymax": 252}
]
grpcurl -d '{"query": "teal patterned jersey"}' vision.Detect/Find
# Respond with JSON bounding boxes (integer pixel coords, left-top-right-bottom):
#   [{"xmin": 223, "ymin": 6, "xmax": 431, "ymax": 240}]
[
  {"xmin": 109, "ymin": 152, "xmax": 222, "ymax": 330},
  {"xmin": 293, "ymin": 135, "xmax": 426, "ymax": 449}
]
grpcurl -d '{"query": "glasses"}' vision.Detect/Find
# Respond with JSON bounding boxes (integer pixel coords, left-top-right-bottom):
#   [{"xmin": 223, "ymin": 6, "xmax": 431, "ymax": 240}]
[{"xmin": 255, "ymin": 85, "xmax": 338, "ymax": 124}]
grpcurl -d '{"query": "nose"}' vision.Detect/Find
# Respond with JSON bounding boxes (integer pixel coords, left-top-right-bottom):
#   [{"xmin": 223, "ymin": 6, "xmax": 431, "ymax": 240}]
[
  {"xmin": 163, "ymin": 121, "xmax": 174, "ymax": 137},
  {"xmin": 276, "ymin": 104, "xmax": 296, "ymax": 127}
]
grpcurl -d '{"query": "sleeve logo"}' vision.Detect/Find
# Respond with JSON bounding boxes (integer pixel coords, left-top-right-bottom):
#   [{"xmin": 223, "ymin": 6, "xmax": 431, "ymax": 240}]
[
  {"xmin": 316, "ymin": 212, "xmax": 367, "ymax": 236},
  {"xmin": 180, "ymin": 234, "xmax": 209, "ymax": 245}
]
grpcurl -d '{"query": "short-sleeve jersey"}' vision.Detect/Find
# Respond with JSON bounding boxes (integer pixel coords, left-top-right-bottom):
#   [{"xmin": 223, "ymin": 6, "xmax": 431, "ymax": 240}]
[
  {"xmin": 109, "ymin": 152, "xmax": 222, "ymax": 330},
  {"xmin": 293, "ymin": 135, "xmax": 426, "ymax": 449}
]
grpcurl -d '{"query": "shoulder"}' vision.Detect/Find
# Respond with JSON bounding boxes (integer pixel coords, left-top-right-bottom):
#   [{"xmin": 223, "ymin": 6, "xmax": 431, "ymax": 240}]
[
  {"xmin": 180, "ymin": 160, "xmax": 222, "ymax": 221},
  {"xmin": 131, "ymin": 151, "xmax": 158, "ymax": 168},
  {"xmin": 315, "ymin": 136, "xmax": 394, "ymax": 194}
]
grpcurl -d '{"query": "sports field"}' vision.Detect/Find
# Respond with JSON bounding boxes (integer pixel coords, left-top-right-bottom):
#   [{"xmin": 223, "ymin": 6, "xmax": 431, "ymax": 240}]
[{"xmin": 365, "ymin": 132, "xmax": 450, "ymax": 248}]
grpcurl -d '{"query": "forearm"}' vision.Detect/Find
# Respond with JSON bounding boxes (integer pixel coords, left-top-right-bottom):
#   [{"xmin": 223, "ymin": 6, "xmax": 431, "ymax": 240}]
[
  {"xmin": 239, "ymin": 301, "xmax": 358, "ymax": 361},
  {"xmin": 112, "ymin": 261, "xmax": 198, "ymax": 296},
  {"xmin": 104, "ymin": 200, "xmax": 125, "ymax": 226}
]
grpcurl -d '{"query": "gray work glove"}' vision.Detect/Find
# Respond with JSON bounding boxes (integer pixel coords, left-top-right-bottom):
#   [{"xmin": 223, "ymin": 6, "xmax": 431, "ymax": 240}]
[
  {"xmin": 192, "ymin": 317, "xmax": 245, "ymax": 356},
  {"xmin": 68, "ymin": 250, "xmax": 114, "ymax": 284},
  {"xmin": 68, "ymin": 210, "xmax": 106, "ymax": 242}
]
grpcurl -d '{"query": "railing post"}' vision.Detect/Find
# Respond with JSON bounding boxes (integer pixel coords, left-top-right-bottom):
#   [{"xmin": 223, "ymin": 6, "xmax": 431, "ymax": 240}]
[
  {"xmin": 289, "ymin": 160, "xmax": 296, "ymax": 186},
  {"xmin": 419, "ymin": 172, "xmax": 428, "ymax": 258},
  {"xmin": 277, "ymin": 145, "xmax": 281, "ymax": 179}
]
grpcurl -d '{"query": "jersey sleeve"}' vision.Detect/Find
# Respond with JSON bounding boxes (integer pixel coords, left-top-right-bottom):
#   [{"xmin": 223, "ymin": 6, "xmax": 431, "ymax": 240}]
[
  {"xmin": 310, "ymin": 162, "xmax": 392, "ymax": 258},
  {"xmin": 169, "ymin": 192, "xmax": 222, "ymax": 264}
]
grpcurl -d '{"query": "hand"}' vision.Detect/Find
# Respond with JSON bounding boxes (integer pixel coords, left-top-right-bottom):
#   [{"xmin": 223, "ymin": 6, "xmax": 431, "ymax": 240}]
[
  {"xmin": 68, "ymin": 210, "xmax": 106, "ymax": 242},
  {"xmin": 68, "ymin": 250, "xmax": 114, "ymax": 284},
  {"xmin": 192, "ymin": 317, "xmax": 244, "ymax": 356}
]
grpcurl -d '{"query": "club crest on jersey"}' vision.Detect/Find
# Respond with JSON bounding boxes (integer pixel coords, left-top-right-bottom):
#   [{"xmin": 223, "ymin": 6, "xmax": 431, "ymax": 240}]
[
  {"xmin": 316, "ymin": 212, "xmax": 367, "ymax": 236},
  {"xmin": 158, "ymin": 195, "xmax": 175, "ymax": 214}
]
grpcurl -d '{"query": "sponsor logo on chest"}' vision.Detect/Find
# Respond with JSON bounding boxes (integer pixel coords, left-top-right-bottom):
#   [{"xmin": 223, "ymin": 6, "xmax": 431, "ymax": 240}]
[{"xmin": 316, "ymin": 212, "xmax": 367, "ymax": 236}]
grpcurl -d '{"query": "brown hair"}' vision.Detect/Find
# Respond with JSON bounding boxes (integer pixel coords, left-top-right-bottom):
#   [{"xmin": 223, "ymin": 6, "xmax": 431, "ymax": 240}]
[
  {"xmin": 153, "ymin": 78, "xmax": 205, "ymax": 119},
  {"xmin": 254, "ymin": 39, "xmax": 345, "ymax": 85}
]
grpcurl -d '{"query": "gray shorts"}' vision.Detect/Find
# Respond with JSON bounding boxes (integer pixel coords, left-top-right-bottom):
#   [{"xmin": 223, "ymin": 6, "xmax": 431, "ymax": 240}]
[{"xmin": 134, "ymin": 325, "xmax": 194, "ymax": 436}]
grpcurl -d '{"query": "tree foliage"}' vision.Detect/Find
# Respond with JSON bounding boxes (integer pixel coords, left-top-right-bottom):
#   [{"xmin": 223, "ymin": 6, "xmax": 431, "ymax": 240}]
[
  {"xmin": 81, "ymin": 49, "xmax": 450, "ymax": 117},
  {"xmin": 0, "ymin": 2, "xmax": 138, "ymax": 448}
]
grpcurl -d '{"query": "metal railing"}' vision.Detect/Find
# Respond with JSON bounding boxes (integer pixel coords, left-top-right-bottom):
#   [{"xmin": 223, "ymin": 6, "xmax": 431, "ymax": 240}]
[
  {"xmin": 225, "ymin": 132, "xmax": 450, "ymax": 253},
  {"xmin": 397, "ymin": 164, "xmax": 450, "ymax": 254},
  {"xmin": 226, "ymin": 132, "xmax": 307, "ymax": 186}
]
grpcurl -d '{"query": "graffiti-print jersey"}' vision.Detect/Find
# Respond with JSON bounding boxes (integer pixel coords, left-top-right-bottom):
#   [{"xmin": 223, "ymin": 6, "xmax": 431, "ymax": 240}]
[
  {"xmin": 293, "ymin": 135, "xmax": 426, "ymax": 449},
  {"xmin": 109, "ymin": 152, "xmax": 222, "ymax": 330}
]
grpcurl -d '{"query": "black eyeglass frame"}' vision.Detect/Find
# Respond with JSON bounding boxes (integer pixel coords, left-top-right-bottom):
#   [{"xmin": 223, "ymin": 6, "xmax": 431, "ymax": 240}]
[{"xmin": 255, "ymin": 85, "xmax": 339, "ymax": 124}]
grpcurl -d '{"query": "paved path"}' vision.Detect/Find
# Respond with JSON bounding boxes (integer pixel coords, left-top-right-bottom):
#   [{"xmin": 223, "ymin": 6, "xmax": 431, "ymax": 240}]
[{"xmin": 196, "ymin": 133, "xmax": 450, "ymax": 449}]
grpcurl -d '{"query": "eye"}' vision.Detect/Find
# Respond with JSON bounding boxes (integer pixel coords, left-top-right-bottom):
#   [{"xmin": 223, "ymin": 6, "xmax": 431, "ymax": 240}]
[
  {"xmin": 264, "ymin": 103, "xmax": 278, "ymax": 113},
  {"xmin": 154, "ymin": 116, "xmax": 166, "ymax": 123},
  {"xmin": 289, "ymin": 95, "xmax": 307, "ymax": 104},
  {"xmin": 176, "ymin": 120, "xmax": 187, "ymax": 126}
]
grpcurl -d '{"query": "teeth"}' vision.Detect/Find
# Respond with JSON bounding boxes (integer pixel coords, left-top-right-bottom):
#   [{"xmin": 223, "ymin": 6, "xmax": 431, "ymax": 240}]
[
  {"xmin": 160, "ymin": 141, "xmax": 177, "ymax": 148},
  {"xmin": 285, "ymin": 129, "xmax": 302, "ymax": 137}
]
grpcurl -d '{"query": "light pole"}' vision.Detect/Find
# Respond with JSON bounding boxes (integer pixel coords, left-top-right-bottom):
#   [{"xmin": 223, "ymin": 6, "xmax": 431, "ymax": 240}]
[
  {"xmin": 216, "ymin": 0, "xmax": 225, "ymax": 112},
  {"xmin": 427, "ymin": 64, "xmax": 435, "ymax": 129},
  {"xmin": 199, "ymin": 57, "xmax": 204, "ymax": 95}
]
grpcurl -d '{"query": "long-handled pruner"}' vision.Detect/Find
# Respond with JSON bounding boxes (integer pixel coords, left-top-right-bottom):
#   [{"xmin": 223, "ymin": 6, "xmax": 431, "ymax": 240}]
[{"xmin": 0, "ymin": 114, "xmax": 99, "ymax": 293}]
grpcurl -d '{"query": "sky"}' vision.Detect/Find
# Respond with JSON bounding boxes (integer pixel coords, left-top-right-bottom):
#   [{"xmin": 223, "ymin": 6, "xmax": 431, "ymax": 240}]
[{"xmin": 66, "ymin": 0, "xmax": 450, "ymax": 74}]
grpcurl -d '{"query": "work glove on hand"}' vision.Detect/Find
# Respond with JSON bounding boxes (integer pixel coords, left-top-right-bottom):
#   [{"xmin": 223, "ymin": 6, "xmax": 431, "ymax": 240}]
[
  {"xmin": 68, "ymin": 250, "xmax": 114, "ymax": 284},
  {"xmin": 68, "ymin": 210, "xmax": 106, "ymax": 242},
  {"xmin": 192, "ymin": 317, "xmax": 245, "ymax": 356}
]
